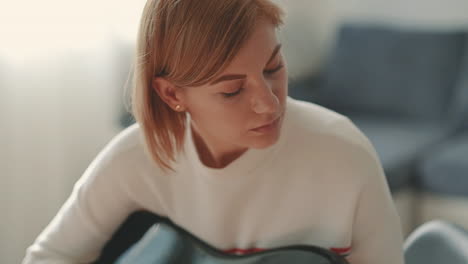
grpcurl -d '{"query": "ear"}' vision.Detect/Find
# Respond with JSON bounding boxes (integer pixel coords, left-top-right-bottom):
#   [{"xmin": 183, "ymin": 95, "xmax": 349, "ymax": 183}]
[{"xmin": 152, "ymin": 77, "xmax": 186, "ymax": 111}]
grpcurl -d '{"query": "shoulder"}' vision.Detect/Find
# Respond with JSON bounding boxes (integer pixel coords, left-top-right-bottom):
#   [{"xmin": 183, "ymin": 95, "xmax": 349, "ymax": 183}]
[
  {"xmin": 78, "ymin": 123, "xmax": 162, "ymax": 185},
  {"xmin": 285, "ymin": 96, "xmax": 345, "ymax": 128},
  {"xmin": 285, "ymin": 97, "xmax": 370, "ymax": 148},
  {"xmin": 282, "ymin": 97, "xmax": 380, "ymax": 178},
  {"xmin": 94, "ymin": 123, "xmax": 146, "ymax": 165}
]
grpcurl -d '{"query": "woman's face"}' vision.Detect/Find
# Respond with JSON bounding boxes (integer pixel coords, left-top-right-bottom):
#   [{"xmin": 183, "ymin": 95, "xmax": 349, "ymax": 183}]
[{"xmin": 181, "ymin": 19, "xmax": 288, "ymax": 153}]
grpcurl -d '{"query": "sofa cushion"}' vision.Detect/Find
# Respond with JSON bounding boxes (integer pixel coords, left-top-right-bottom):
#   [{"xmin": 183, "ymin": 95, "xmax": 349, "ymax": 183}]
[
  {"xmin": 318, "ymin": 24, "xmax": 466, "ymax": 122},
  {"xmin": 417, "ymin": 133, "xmax": 468, "ymax": 197},
  {"xmin": 447, "ymin": 40, "xmax": 468, "ymax": 131},
  {"xmin": 348, "ymin": 115, "xmax": 450, "ymax": 191}
]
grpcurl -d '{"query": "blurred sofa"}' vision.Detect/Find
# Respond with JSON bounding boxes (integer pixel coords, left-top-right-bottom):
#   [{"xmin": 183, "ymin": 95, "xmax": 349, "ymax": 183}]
[
  {"xmin": 289, "ymin": 23, "xmax": 468, "ymax": 236},
  {"xmin": 415, "ymin": 129, "xmax": 468, "ymax": 232},
  {"xmin": 412, "ymin": 38, "xmax": 468, "ymax": 231},
  {"xmin": 414, "ymin": 65, "xmax": 468, "ymax": 230}
]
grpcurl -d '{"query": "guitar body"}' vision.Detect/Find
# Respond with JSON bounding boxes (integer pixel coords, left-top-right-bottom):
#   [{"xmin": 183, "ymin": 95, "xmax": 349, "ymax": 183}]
[{"xmin": 115, "ymin": 218, "xmax": 349, "ymax": 264}]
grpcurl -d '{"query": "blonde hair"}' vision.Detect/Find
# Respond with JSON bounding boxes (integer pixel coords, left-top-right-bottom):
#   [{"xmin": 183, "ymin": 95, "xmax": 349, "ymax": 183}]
[{"xmin": 130, "ymin": 0, "xmax": 285, "ymax": 172}]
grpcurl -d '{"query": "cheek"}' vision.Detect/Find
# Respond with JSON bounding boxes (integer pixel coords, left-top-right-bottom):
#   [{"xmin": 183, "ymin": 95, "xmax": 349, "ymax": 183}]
[
  {"xmin": 274, "ymin": 72, "xmax": 288, "ymax": 102},
  {"xmin": 219, "ymin": 110, "xmax": 249, "ymax": 131},
  {"xmin": 197, "ymin": 104, "xmax": 249, "ymax": 135}
]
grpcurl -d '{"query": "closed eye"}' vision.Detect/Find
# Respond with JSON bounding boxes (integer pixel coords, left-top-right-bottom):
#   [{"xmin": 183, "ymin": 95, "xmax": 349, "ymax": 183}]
[
  {"xmin": 221, "ymin": 63, "xmax": 283, "ymax": 99},
  {"xmin": 222, "ymin": 88, "xmax": 243, "ymax": 98},
  {"xmin": 264, "ymin": 63, "xmax": 284, "ymax": 75}
]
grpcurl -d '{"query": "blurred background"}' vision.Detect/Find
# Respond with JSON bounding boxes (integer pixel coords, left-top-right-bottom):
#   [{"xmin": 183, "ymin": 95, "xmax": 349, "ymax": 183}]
[{"xmin": 1, "ymin": 0, "xmax": 468, "ymax": 263}]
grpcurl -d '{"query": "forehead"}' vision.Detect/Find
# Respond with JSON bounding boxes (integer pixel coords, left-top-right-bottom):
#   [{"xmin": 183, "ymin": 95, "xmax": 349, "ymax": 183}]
[{"xmin": 225, "ymin": 19, "xmax": 280, "ymax": 69}]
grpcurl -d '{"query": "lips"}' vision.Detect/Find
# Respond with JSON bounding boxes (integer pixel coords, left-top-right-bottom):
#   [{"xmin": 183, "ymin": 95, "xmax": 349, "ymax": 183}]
[{"xmin": 251, "ymin": 116, "xmax": 280, "ymax": 130}]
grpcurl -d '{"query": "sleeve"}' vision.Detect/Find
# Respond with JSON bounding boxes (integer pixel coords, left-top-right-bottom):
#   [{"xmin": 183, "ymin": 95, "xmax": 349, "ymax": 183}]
[
  {"xmin": 338, "ymin": 118, "xmax": 405, "ymax": 264},
  {"xmin": 346, "ymin": 162, "xmax": 405, "ymax": 264},
  {"xmin": 22, "ymin": 141, "xmax": 142, "ymax": 264}
]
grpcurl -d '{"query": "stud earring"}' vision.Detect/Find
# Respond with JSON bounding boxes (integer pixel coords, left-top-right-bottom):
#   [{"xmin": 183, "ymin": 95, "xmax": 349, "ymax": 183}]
[{"xmin": 175, "ymin": 105, "xmax": 182, "ymax": 111}]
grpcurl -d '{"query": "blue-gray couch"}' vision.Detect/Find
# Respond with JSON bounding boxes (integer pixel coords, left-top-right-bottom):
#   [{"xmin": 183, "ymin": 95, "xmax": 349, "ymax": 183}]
[{"xmin": 414, "ymin": 86, "xmax": 468, "ymax": 230}]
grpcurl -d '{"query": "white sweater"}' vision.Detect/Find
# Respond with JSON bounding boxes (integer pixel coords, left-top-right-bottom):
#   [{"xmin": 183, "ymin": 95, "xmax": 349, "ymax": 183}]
[{"xmin": 22, "ymin": 97, "xmax": 405, "ymax": 264}]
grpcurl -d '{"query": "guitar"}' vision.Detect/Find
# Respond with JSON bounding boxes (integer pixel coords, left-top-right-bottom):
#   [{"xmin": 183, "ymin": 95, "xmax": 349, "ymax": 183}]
[{"xmin": 115, "ymin": 217, "xmax": 350, "ymax": 264}]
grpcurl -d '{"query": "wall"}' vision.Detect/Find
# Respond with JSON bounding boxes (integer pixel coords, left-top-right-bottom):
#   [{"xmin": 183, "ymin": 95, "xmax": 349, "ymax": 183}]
[{"xmin": 0, "ymin": 1, "xmax": 145, "ymax": 263}]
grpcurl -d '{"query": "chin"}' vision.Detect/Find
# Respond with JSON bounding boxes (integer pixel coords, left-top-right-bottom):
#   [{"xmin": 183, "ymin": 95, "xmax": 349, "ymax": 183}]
[
  {"xmin": 250, "ymin": 141, "xmax": 277, "ymax": 149},
  {"xmin": 248, "ymin": 132, "xmax": 281, "ymax": 149}
]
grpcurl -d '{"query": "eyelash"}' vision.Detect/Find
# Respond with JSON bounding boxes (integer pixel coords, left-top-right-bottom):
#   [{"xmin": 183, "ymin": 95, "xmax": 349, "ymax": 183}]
[
  {"xmin": 222, "ymin": 63, "xmax": 284, "ymax": 98},
  {"xmin": 264, "ymin": 63, "xmax": 284, "ymax": 75}
]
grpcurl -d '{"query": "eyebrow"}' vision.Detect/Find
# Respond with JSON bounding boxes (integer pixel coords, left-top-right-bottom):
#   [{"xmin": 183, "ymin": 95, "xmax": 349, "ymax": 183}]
[{"xmin": 209, "ymin": 43, "xmax": 282, "ymax": 85}]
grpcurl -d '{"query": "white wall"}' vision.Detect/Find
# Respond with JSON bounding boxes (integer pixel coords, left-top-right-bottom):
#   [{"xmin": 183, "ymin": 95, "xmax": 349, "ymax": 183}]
[
  {"xmin": 0, "ymin": 42, "xmax": 130, "ymax": 264},
  {"xmin": 0, "ymin": 1, "xmax": 145, "ymax": 263},
  {"xmin": 342, "ymin": 0, "xmax": 468, "ymax": 28}
]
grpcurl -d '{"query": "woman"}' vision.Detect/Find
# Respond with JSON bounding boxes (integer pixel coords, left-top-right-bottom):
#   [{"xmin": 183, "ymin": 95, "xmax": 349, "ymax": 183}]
[{"xmin": 22, "ymin": 0, "xmax": 405, "ymax": 263}]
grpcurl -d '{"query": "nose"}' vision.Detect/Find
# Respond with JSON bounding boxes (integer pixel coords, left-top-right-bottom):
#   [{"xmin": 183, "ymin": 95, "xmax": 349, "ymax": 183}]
[{"xmin": 250, "ymin": 81, "xmax": 280, "ymax": 114}]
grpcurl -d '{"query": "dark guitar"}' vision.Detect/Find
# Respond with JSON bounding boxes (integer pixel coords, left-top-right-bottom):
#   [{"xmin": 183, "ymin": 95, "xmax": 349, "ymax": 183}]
[{"xmin": 114, "ymin": 217, "xmax": 350, "ymax": 264}]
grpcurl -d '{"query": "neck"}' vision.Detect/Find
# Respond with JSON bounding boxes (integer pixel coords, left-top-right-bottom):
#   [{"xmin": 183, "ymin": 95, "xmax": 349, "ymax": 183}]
[{"xmin": 190, "ymin": 124, "xmax": 248, "ymax": 169}]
